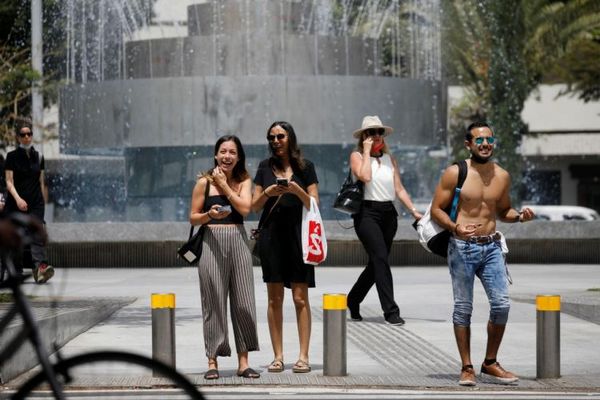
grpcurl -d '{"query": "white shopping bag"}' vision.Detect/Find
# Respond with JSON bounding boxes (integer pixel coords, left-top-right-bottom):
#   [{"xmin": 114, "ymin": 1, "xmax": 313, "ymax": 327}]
[{"xmin": 301, "ymin": 197, "xmax": 327, "ymax": 265}]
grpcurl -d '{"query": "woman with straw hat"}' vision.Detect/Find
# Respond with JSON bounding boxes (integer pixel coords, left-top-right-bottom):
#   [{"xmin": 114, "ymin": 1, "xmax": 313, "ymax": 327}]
[{"xmin": 346, "ymin": 115, "xmax": 422, "ymax": 326}]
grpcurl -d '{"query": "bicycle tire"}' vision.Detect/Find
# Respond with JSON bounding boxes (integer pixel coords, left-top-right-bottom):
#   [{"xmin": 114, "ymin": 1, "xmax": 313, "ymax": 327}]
[{"xmin": 13, "ymin": 350, "xmax": 204, "ymax": 399}]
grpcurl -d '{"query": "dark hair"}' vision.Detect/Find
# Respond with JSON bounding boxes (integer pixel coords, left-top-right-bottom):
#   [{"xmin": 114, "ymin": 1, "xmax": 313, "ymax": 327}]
[
  {"xmin": 267, "ymin": 121, "xmax": 305, "ymax": 172},
  {"xmin": 15, "ymin": 121, "xmax": 32, "ymax": 135},
  {"xmin": 203, "ymin": 135, "xmax": 249, "ymax": 183},
  {"xmin": 465, "ymin": 121, "xmax": 493, "ymax": 142}
]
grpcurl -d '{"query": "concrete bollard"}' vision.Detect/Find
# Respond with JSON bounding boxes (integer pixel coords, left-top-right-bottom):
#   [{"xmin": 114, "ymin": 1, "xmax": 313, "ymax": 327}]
[
  {"xmin": 151, "ymin": 293, "xmax": 176, "ymax": 376},
  {"xmin": 323, "ymin": 293, "xmax": 347, "ymax": 376},
  {"xmin": 536, "ymin": 294, "xmax": 560, "ymax": 379}
]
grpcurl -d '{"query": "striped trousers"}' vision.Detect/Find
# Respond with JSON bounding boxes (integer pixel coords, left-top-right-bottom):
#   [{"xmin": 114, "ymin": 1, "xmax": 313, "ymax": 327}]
[{"xmin": 198, "ymin": 225, "xmax": 259, "ymax": 358}]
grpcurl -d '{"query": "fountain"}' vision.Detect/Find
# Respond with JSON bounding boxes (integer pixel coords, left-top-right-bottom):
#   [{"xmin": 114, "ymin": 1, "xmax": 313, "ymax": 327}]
[{"xmin": 53, "ymin": 0, "xmax": 445, "ymax": 221}]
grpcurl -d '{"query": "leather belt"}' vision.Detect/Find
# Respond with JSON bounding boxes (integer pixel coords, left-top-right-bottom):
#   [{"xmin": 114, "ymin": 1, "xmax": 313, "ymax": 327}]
[{"xmin": 465, "ymin": 232, "xmax": 502, "ymax": 244}]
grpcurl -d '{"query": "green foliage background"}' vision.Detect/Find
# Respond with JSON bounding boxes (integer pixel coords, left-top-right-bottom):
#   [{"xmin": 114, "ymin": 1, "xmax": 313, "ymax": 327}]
[{"xmin": 442, "ymin": 0, "xmax": 600, "ymax": 200}]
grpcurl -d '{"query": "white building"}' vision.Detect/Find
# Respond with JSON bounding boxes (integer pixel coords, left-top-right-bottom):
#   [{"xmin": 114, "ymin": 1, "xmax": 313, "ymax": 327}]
[{"xmin": 521, "ymin": 85, "xmax": 600, "ymax": 210}]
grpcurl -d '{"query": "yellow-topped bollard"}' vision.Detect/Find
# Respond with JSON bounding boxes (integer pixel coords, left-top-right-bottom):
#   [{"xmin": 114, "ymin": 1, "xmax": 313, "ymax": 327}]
[
  {"xmin": 151, "ymin": 293, "xmax": 176, "ymax": 376},
  {"xmin": 323, "ymin": 293, "xmax": 347, "ymax": 376},
  {"xmin": 536, "ymin": 294, "xmax": 560, "ymax": 379}
]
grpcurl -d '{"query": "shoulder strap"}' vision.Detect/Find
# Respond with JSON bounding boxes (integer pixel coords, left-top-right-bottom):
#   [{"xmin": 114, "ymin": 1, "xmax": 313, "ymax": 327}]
[
  {"xmin": 201, "ymin": 178, "xmax": 211, "ymax": 212},
  {"xmin": 345, "ymin": 166, "xmax": 363, "ymax": 187},
  {"xmin": 257, "ymin": 195, "xmax": 282, "ymax": 231},
  {"xmin": 456, "ymin": 160, "xmax": 468, "ymax": 189},
  {"xmin": 449, "ymin": 160, "xmax": 468, "ymax": 222},
  {"xmin": 189, "ymin": 179, "xmax": 211, "ymax": 239}
]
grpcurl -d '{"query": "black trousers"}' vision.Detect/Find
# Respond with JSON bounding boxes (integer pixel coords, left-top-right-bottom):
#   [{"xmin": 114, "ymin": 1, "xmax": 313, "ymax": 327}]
[
  {"xmin": 6, "ymin": 207, "xmax": 47, "ymax": 274},
  {"xmin": 347, "ymin": 201, "xmax": 400, "ymax": 318}
]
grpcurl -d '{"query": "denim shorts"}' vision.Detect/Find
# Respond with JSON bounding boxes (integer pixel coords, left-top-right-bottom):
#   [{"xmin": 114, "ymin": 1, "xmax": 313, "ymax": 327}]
[{"xmin": 447, "ymin": 236, "xmax": 510, "ymax": 327}]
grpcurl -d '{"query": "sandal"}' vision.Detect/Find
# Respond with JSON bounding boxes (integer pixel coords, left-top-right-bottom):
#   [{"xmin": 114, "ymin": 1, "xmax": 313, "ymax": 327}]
[
  {"xmin": 204, "ymin": 368, "xmax": 219, "ymax": 380},
  {"xmin": 292, "ymin": 359, "xmax": 311, "ymax": 373},
  {"xmin": 237, "ymin": 367, "xmax": 260, "ymax": 378},
  {"xmin": 268, "ymin": 359, "xmax": 284, "ymax": 373}
]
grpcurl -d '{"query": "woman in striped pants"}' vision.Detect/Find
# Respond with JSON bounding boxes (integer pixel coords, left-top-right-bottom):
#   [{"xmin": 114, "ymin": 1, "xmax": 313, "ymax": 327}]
[{"xmin": 189, "ymin": 135, "xmax": 260, "ymax": 380}]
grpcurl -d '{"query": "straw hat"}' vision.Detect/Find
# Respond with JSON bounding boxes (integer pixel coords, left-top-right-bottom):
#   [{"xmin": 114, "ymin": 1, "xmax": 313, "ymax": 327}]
[{"xmin": 352, "ymin": 115, "xmax": 393, "ymax": 138}]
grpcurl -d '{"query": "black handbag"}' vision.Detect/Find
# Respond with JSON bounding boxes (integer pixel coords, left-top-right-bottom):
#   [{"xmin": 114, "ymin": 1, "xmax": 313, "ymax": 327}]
[
  {"xmin": 177, "ymin": 180, "xmax": 210, "ymax": 265},
  {"xmin": 333, "ymin": 168, "xmax": 364, "ymax": 215},
  {"xmin": 177, "ymin": 225, "xmax": 206, "ymax": 265}
]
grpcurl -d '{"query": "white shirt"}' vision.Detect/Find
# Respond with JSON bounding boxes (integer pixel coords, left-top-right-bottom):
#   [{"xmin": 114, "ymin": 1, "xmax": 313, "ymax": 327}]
[{"xmin": 361, "ymin": 153, "xmax": 396, "ymax": 202}]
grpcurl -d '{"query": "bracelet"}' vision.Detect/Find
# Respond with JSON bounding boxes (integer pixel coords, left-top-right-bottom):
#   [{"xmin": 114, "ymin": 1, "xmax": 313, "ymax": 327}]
[
  {"xmin": 205, "ymin": 211, "xmax": 212, "ymax": 221},
  {"xmin": 264, "ymin": 189, "xmax": 270, "ymax": 198},
  {"xmin": 453, "ymin": 224, "xmax": 460, "ymax": 234},
  {"xmin": 410, "ymin": 207, "xmax": 417, "ymax": 213}
]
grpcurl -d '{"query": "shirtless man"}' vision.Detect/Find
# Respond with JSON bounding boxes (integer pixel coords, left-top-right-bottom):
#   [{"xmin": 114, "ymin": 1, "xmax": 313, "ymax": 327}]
[{"xmin": 431, "ymin": 121, "xmax": 534, "ymax": 386}]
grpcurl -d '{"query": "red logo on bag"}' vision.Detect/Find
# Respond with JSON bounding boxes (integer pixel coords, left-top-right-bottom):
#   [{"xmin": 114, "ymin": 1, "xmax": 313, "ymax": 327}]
[{"xmin": 306, "ymin": 221, "xmax": 324, "ymax": 263}]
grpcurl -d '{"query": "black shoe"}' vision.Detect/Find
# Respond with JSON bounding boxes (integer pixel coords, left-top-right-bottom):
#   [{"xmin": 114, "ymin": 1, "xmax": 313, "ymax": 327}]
[
  {"xmin": 385, "ymin": 314, "xmax": 405, "ymax": 326},
  {"xmin": 347, "ymin": 302, "xmax": 362, "ymax": 321}
]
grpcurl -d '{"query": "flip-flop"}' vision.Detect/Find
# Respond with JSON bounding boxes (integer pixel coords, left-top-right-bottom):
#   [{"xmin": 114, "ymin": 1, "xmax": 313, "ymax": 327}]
[
  {"xmin": 204, "ymin": 368, "xmax": 219, "ymax": 380},
  {"xmin": 237, "ymin": 367, "xmax": 260, "ymax": 378},
  {"xmin": 292, "ymin": 359, "xmax": 311, "ymax": 373},
  {"xmin": 268, "ymin": 359, "xmax": 284, "ymax": 373}
]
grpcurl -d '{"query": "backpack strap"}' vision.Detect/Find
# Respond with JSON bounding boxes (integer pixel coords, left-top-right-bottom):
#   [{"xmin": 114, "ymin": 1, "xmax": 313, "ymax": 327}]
[{"xmin": 449, "ymin": 160, "xmax": 468, "ymax": 222}]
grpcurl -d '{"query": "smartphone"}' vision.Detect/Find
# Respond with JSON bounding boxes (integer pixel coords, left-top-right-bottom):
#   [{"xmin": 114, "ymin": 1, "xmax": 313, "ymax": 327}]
[
  {"xmin": 276, "ymin": 178, "xmax": 289, "ymax": 186},
  {"xmin": 217, "ymin": 205, "xmax": 232, "ymax": 213}
]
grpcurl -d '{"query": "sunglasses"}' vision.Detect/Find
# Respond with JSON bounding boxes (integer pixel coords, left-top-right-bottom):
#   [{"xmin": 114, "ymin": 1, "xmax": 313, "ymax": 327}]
[
  {"xmin": 365, "ymin": 128, "xmax": 385, "ymax": 137},
  {"xmin": 267, "ymin": 133, "xmax": 286, "ymax": 142},
  {"xmin": 473, "ymin": 136, "xmax": 495, "ymax": 145},
  {"xmin": 18, "ymin": 131, "xmax": 33, "ymax": 138}
]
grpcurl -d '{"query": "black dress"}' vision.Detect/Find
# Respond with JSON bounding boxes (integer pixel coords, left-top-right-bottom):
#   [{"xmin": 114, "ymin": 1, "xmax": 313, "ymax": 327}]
[{"xmin": 254, "ymin": 158, "xmax": 318, "ymax": 288}]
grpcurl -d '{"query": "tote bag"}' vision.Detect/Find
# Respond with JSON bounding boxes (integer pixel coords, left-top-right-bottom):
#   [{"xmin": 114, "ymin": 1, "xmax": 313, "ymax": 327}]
[
  {"xmin": 301, "ymin": 197, "xmax": 327, "ymax": 265},
  {"xmin": 414, "ymin": 160, "xmax": 468, "ymax": 258}
]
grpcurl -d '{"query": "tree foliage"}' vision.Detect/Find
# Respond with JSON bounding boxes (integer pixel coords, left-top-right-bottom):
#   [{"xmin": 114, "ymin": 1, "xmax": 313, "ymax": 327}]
[
  {"xmin": 552, "ymin": 37, "xmax": 600, "ymax": 102},
  {"xmin": 0, "ymin": 0, "xmax": 64, "ymax": 150},
  {"xmin": 443, "ymin": 0, "xmax": 600, "ymax": 199}
]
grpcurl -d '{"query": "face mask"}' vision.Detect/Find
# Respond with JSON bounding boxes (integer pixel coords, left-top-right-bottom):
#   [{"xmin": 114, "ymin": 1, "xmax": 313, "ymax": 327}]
[
  {"xmin": 372, "ymin": 142, "xmax": 385, "ymax": 153},
  {"xmin": 19, "ymin": 143, "xmax": 32, "ymax": 150}
]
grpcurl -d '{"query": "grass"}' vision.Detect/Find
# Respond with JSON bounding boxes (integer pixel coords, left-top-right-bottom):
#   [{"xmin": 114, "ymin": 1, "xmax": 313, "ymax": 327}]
[{"xmin": 587, "ymin": 288, "xmax": 600, "ymax": 292}]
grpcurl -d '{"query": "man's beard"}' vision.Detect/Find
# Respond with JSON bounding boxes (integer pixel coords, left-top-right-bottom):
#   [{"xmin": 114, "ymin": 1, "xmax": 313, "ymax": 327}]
[{"xmin": 470, "ymin": 150, "xmax": 493, "ymax": 164}]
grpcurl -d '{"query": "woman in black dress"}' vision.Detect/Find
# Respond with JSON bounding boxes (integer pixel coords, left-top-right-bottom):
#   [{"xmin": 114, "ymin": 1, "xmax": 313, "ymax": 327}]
[{"xmin": 251, "ymin": 121, "xmax": 319, "ymax": 374}]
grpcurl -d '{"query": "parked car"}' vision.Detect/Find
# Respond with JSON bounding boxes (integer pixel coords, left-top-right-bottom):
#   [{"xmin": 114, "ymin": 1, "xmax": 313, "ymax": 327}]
[{"xmin": 525, "ymin": 205, "xmax": 599, "ymax": 221}]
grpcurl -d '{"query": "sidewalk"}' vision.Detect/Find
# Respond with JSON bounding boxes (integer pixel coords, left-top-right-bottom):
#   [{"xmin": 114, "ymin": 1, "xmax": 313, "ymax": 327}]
[{"xmin": 3, "ymin": 264, "xmax": 600, "ymax": 393}]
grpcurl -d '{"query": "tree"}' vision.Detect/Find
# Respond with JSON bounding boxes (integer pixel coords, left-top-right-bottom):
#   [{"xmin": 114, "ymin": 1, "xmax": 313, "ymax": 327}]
[
  {"xmin": 0, "ymin": 0, "xmax": 64, "ymax": 150},
  {"xmin": 443, "ymin": 0, "xmax": 600, "ymax": 199},
  {"xmin": 0, "ymin": 45, "xmax": 39, "ymax": 149}
]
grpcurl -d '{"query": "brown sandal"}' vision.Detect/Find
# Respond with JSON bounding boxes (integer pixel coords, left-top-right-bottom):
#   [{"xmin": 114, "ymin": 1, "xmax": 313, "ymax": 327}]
[
  {"xmin": 292, "ymin": 359, "xmax": 311, "ymax": 373},
  {"xmin": 268, "ymin": 359, "xmax": 284, "ymax": 373}
]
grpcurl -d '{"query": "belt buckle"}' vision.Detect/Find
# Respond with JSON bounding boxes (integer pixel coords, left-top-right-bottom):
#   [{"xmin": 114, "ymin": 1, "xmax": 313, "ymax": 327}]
[{"xmin": 471, "ymin": 235, "xmax": 491, "ymax": 244}]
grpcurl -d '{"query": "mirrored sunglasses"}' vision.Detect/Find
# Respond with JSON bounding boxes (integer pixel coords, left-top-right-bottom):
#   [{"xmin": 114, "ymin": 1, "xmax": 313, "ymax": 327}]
[{"xmin": 474, "ymin": 136, "xmax": 495, "ymax": 145}]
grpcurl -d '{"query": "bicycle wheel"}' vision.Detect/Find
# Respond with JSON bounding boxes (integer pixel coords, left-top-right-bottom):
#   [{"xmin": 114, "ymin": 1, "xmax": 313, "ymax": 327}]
[{"xmin": 13, "ymin": 350, "xmax": 204, "ymax": 399}]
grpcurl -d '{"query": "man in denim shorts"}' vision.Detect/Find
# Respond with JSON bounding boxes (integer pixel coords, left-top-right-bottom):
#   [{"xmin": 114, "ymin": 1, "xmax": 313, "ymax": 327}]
[{"xmin": 430, "ymin": 122, "xmax": 535, "ymax": 386}]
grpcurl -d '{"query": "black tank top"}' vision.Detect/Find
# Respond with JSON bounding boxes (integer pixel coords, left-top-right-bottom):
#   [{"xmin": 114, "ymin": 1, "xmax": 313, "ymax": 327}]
[{"xmin": 204, "ymin": 195, "xmax": 244, "ymax": 225}]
